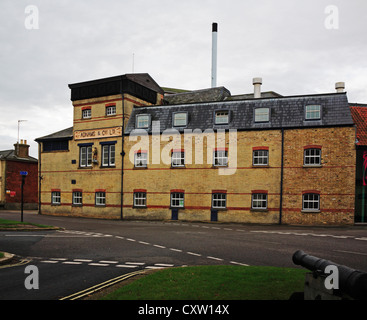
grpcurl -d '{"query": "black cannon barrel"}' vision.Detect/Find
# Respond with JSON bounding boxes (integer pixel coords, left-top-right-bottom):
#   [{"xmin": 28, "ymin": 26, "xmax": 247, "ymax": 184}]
[{"xmin": 293, "ymin": 250, "xmax": 367, "ymax": 299}]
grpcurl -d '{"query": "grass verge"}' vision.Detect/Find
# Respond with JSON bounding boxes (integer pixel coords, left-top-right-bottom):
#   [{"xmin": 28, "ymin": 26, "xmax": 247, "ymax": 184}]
[
  {"xmin": 0, "ymin": 218, "xmax": 55, "ymax": 229},
  {"xmin": 100, "ymin": 265, "xmax": 307, "ymax": 300}
]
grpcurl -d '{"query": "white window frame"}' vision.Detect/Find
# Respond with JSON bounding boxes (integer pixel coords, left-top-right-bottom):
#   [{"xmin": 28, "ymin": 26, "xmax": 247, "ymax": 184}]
[
  {"xmin": 171, "ymin": 192, "xmax": 184, "ymax": 208},
  {"xmin": 95, "ymin": 192, "xmax": 106, "ymax": 206},
  {"xmin": 213, "ymin": 150, "xmax": 228, "ymax": 167},
  {"xmin": 253, "ymin": 150, "xmax": 269, "ymax": 166},
  {"xmin": 82, "ymin": 109, "xmax": 91, "ymax": 119},
  {"xmin": 171, "ymin": 151, "xmax": 185, "ymax": 167},
  {"xmin": 102, "ymin": 144, "xmax": 116, "ymax": 167},
  {"xmin": 80, "ymin": 146, "xmax": 92, "ymax": 167},
  {"xmin": 212, "ymin": 193, "xmax": 227, "ymax": 209},
  {"xmin": 173, "ymin": 112, "xmax": 188, "ymax": 127},
  {"xmin": 305, "ymin": 105, "xmax": 321, "ymax": 120},
  {"xmin": 106, "ymin": 105, "xmax": 116, "ymax": 116},
  {"xmin": 136, "ymin": 114, "xmax": 150, "ymax": 128},
  {"xmin": 215, "ymin": 111, "xmax": 229, "ymax": 124},
  {"xmin": 304, "ymin": 148, "xmax": 321, "ymax": 166},
  {"xmin": 134, "ymin": 152, "xmax": 148, "ymax": 168},
  {"xmin": 254, "ymin": 108, "xmax": 270, "ymax": 123},
  {"xmin": 251, "ymin": 193, "xmax": 267, "ymax": 210},
  {"xmin": 302, "ymin": 193, "xmax": 320, "ymax": 211},
  {"xmin": 72, "ymin": 191, "xmax": 82, "ymax": 205},
  {"xmin": 134, "ymin": 192, "xmax": 147, "ymax": 207},
  {"xmin": 51, "ymin": 191, "xmax": 61, "ymax": 205}
]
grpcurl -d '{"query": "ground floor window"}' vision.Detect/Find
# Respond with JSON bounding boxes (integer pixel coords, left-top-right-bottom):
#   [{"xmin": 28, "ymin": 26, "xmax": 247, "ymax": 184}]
[
  {"xmin": 302, "ymin": 193, "xmax": 320, "ymax": 211},
  {"xmin": 95, "ymin": 191, "xmax": 106, "ymax": 206},
  {"xmin": 212, "ymin": 193, "xmax": 226, "ymax": 209},
  {"xmin": 252, "ymin": 193, "xmax": 267, "ymax": 209},
  {"xmin": 171, "ymin": 192, "xmax": 184, "ymax": 208},
  {"xmin": 51, "ymin": 191, "xmax": 60, "ymax": 205},
  {"xmin": 134, "ymin": 192, "xmax": 147, "ymax": 207},
  {"xmin": 73, "ymin": 191, "xmax": 82, "ymax": 206}
]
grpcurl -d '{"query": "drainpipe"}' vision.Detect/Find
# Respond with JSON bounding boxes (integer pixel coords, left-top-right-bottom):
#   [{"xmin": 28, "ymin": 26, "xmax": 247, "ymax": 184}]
[
  {"xmin": 279, "ymin": 128, "xmax": 284, "ymax": 225},
  {"xmin": 37, "ymin": 141, "xmax": 42, "ymax": 215}
]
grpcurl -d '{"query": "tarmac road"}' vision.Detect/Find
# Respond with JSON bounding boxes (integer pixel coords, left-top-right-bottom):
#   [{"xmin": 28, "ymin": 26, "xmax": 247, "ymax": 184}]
[{"xmin": 0, "ymin": 210, "xmax": 366, "ymax": 300}]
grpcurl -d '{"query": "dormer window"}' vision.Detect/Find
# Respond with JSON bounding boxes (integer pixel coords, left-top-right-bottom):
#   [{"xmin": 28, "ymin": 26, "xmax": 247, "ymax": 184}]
[
  {"xmin": 254, "ymin": 108, "xmax": 269, "ymax": 123},
  {"xmin": 173, "ymin": 112, "xmax": 188, "ymax": 127},
  {"xmin": 136, "ymin": 114, "xmax": 150, "ymax": 129},
  {"xmin": 305, "ymin": 105, "xmax": 321, "ymax": 120},
  {"xmin": 215, "ymin": 111, "xmax": 229, "ymax": 124}
]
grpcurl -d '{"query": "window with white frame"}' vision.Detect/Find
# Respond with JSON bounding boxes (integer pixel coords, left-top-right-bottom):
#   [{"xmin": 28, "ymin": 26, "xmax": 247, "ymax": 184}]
[
  {"xmin": 213, "ymin": 150, "xmax": 228, "ymax": 166},
  {"xmin": 102, "ymin": 144, "xmax": 115, "ymax": 167},
  {"xmin": 136, "ymin": 114, "xmax": 150, "ymax": 128},
  {"xmin": 254, "ymin": 108, "xmax": 270, "ymax": 122},
  {"xmin": 252, "ymin": 193, "xmax": 267, "ymax": 209},
  {"xmin": 171, "ymin": 151, "xmax": 185, "ymax": 167},
  {"xmin": 72, "ymin": 191, "xmax": 82, "ymax": 205},
  {"xmin": 106, "ymin": 105, "xmax": 116, "ymax": 116},
  {"xmin": 302, "ymin": 193, "xmax": 320, "ymax": 211},
  {"xmin": 134, "ymin": 192, "xmax": 147, "ymax": 207},
  {"xmin": 134, "ymin": 151, "xmax": 147, "ymax": 167},
  {"xmin": 51, "ymin": 191, "xmax": 61, "ymax": 205},
  {"xmin": 304, "ymin": 148, "xmax": 321, "ymax": 166},
  {"xmin": 305, "ymin": 105, "xmax": 321, "ymax": 120},
  {"xmin": 173, "ymin": 113, "xmax": 188, "ymax": 127},
  {"xmin": 80, "ymin": 145, "xmax": 92, "ymax": 167},
  {"xmin": 215, "ymin": 111, "xmax": 229, "ymax": 124},
  {"xmin": 171, "ymin": 192, "xmax": 184, "ymax": 208},
  {"xmin": 95, "ymin": 191, "xmax": 106, "ymax": 206},
  {"xmin": 212, "ymin": 193, "xmax": 226, "ymax": 209},
  {"xmin": 253, "ymin": 149, "xmax": 269, "ymax": 166},
  {"xmin": 82, "ymin": 108, "xmax": 91, "ymax": 119}
]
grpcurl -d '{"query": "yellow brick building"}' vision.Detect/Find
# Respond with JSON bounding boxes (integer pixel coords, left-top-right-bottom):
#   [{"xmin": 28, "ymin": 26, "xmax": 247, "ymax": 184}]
[{"xmin": 36, "ymin": 75, "xmax": 357, "ymax": 225}]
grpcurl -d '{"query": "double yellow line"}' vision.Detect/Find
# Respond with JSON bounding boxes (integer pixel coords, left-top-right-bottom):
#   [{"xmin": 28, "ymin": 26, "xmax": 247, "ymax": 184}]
[{"xmin": 60, "ymin": 269, "xmax": 145, "ymax": 300}]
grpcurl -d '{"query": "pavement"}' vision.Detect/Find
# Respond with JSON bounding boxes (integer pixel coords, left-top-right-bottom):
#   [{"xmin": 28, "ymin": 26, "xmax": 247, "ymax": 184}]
[{"xmin": 0, "ymin": 252, "xmax": 15, "ymax": 265}]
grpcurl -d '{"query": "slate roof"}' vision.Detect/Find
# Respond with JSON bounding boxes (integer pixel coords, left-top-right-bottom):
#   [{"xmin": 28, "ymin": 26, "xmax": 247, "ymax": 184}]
[
  {"xmin": 0, "ymin": 149, "xmax": 38, "ymax": 163},
  {"xmin": 350, "ymin": 104, "xmax": 367, "ymax": 146},
  {"xmin": 125, "ymin": 92, "xmax": 354, "ymax": 134},
  {"xmin": 35, "ymin": 127, "xmax": 73, "ymax": 142},
  {"xmin": 163, "ymin": 87, "xmax": 231, "ymax": 104}
]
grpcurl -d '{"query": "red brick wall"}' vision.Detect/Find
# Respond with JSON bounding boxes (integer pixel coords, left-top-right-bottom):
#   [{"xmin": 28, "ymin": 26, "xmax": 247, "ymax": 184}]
[{"xmin": 5, "ymin": 160, "xmax": 38, "ymax": 206}]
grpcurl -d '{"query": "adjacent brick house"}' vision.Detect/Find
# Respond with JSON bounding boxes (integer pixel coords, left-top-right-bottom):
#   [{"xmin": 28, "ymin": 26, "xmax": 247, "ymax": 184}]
[
  {"xmin": 36, "ymin": 74, "xmax": 358, "ymax": 225},
  {"xmin": 0, "ymin": 140, "xmax": 38, "ymax": 210}
]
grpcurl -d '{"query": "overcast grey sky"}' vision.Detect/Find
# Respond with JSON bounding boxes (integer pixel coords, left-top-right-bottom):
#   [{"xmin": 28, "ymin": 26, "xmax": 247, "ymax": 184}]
[{"xmin": 1, "ymin": 0, "xmax": 367, "ymax": 158}]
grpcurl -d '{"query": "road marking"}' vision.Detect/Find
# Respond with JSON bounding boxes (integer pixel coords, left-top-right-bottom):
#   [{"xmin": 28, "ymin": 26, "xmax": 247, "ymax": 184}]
[
  {"xmin": 115, "ymin": 236, "xmax": 125, "ymax": 239},
  {"xmin": 187, "ymin": 252, "xmax": 201, "ymax": 256},
  {"xmin": 334, "ymin": 250, "xmax": 367, "ymax": 256},
  {"xmin": 145, "ymin": 266, "xmax": 165, "ymax": 269},
  {"xmin": 50, "ymin": 258, "xmax": 67, "ymax": 261},
  {"xmin": 99, "ymin": 260, "xmax": 118, "ymax": 264},
  {"xmin": 125, "ymin": 262, "xmax": 146, "ymax": 265},
  {"xmin": 40, "ymin": 260, "xmax": 59, "ymax": 264},
  {"xmin": 74, "ymin": 259, "xmax": 92, "ymax": 262},
  {"xmin": 169, "ymin": 248, "xmax": 182, "ymax": 252},
  {"xmin": 63, "ymin": 261, "xmax": 82, "ymax": 265},
  {"xmin": 207, "ymin": 256, "xmax": 223, "ymax": 261},
  {"xmin": 88, "ymin": 263, "xmax": 109, "ymax": 267},
  {"xmin": 230, "ymin": 261, "xmax": 250, "ymax": 266},
  {"xmin": 155, "ymin": 263, "xmax": 174, "ymax": 267},
  {"xmin": 126, "ymin": 238, "xmax": 136, "ymax": 242},
  {"xmin": 138, "ymin": 241, "xmax": 150, "ymax": 245},
  {"xmin": 356, "ymin": 237, "xmax": 367, "ymax": 241},
  {"xmin": 153, "ymin": 244, "xmax": 166, "ymax": 249},
  {"xmin": 116, "ymin": 264, "xmax": 138, "ymax": 268}
]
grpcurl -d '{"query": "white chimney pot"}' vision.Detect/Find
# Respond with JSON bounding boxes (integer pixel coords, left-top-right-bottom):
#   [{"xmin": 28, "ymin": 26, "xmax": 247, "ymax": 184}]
[{"xmin": 253, "ymin": 77, "xmax": 262, "ymax": 98}]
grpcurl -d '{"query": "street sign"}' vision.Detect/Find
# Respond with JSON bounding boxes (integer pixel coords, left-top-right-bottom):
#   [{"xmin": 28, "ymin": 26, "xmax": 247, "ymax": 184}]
[{"xmin": 20, "ymin": 171, "xmax": 28, "ymax": 176}]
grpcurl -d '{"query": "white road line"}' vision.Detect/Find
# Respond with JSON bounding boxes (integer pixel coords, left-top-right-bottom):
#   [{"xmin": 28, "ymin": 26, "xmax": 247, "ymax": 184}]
[
  {"xmin": 41, "ymin": 260, "xmax": 59, "ymax": 264},
  {"xmin": 63, "ymin": 261, "xmax": 82, "ymax": 265},
  {"xmin": 187, "ymin": 252, "xmax": 201, "ymax": 256},
  {"xmin": 125, "ymin": 262, "xmax": 146, "ymax": 265},
  {"xmin": 169, "ymin": 248, "xmax": 182, "ymax": 252},
  {"xmin": 50, "ymin": 258, "xmax": 67, "ymax": 261},
  {"xmin": 207, "ymin": 256, "xmax": 223, "ymax": 261},
  {"xmin": 115, "ymin": 236, "xmax": 125, "ymax": 239},
  {"xmin": 356, "ymin": 237, "xmax": 367, "ymax": 241},
  {"xmin": 138, "ymin": 241, "xmax": 151, "ymax": 245},
  {"xmin": 99, "ymin": 260, "xmax": 118, "ymax": 264},
  {"xmin": 88, "ymin": 263, "xmax": 109, "ymax": 267},
  {"xmin": 116, "ymin": 265, "xmax": 138, "ymax": 268},
  {"xmin": 155, "ymin": 263, "xmax": 174, "ymax": 267},
  {"xmin": 334, "ymin": 250, "xmax": 367, "ymax": 256},
  {"xmin": 73, "ymin": 259, "xmax": 92, "ymax": 262},
  {"xmin": 126, "ymin": 238, "xmax": 136, "ymax": 242},
  {"xmin": 153, "ymin": 244, "xmax": 166, "ymax": 249},
  {"xmin": 145, "ymin": 266, "xmax": 165, "ymax": 269},
  {"xmin": 230, "ymin": 261, "xmax": 250, "ymax": 266}
]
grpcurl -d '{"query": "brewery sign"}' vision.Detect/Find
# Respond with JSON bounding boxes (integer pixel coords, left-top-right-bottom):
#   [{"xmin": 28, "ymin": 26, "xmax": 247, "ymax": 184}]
[{"xmin": 74, "ymin": 126, "xmax": 123, "ymax": 140}]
